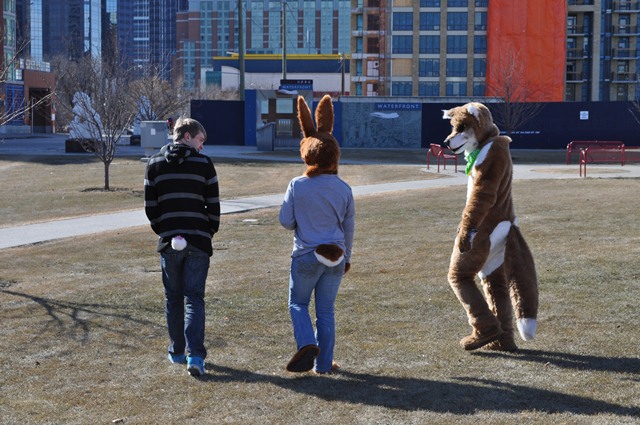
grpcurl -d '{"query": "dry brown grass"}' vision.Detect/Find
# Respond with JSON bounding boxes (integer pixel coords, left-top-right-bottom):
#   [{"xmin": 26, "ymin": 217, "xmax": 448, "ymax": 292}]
[
  {"xmin": 0, "ymin": 155, "xmax": 441, "ymax": 227},
  {"xmin": 0, "ymin": 156, "xmax": 638, "ymax": 424}
]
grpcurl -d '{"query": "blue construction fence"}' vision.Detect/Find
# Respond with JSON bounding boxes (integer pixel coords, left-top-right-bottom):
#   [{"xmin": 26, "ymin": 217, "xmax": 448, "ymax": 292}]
[{"xmin": 192, "ymin": 93, "xmax": 640, "ymax": 150}]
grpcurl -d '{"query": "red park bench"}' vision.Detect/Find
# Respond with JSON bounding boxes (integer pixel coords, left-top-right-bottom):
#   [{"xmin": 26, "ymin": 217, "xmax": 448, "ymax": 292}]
[
  {"xmin": 426, "ymin": 143, "xmax": 458, "ymax": 173},
  {"xmin": 566, "ymin": 140, "xmax": 625, "ymax": 164},
  {"xmin": 579, "ymin": 145, "xmax": 626, "ymax": 177},
  {"xmin": 624, "ymin": 146, "xmax": 640, "ymax": 163}
]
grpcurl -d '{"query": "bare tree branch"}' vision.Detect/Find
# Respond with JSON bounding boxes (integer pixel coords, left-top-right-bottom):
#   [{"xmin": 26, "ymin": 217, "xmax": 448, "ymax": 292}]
[
  {"xmin": 54, "ymin": 54, "xmax": 137, "ymax": 190},
  {"xmin": 486, "ymin": 46, "xmax": 545, "ymax": 139}
]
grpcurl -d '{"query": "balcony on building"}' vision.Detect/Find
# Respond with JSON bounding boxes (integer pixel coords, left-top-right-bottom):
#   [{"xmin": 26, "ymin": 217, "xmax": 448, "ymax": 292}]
[
  {"xmin": 612, "ymin": 47, "xmax": 639, "ymax": 58},
  {"xmin": 566, "ymin": 70, "xmax": 588, "ymax": 83},
  {"xmin": 567, "ymin": 47, "xmax": 591, "ymax": 59},
  {"xmin": 352, "ymin": 30, "xmax": 386, "ymax": 37},
  {"xmin": 612, "ymin": 0, "xmax": 640, "ymax": 11},
  {"xmin": 612, "ymin": 25, "xmax": 639, "ymax": 35},
  {"xmin": 567, "ymin": 25, "xmax": 589, "ymax": 36},
  {"xmin": 611, "ymin": 71, "xmax": 638, "ymax": 82},
  {"xmin": 568, "ymin": 0, "xmax": 595, "ymax": 5},
  {"xmin": 350, "ymin": 53, "xmax": 387, "ymax": 60}
]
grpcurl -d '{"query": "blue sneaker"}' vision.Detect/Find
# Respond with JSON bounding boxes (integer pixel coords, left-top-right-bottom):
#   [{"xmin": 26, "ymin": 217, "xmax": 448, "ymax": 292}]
[
  {"xmin": 167, "ymin": 353, "xmax": 187, "ymax": 364},
  {"xmin": 187, "ymin": 356, "xmax": 205, "ymax": 377}
]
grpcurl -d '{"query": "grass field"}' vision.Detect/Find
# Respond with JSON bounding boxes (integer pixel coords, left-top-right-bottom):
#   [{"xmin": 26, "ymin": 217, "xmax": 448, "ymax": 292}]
[{"xmin": 0, "ymin": 154, "xmax": 638, "ymax": 424}]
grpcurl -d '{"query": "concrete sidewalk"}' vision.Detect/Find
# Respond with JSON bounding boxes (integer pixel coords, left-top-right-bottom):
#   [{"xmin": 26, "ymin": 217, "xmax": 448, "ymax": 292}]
[
  {"xmin": 2, "ymin": 134, "xmax": 639, "ymax": 249},
  {"xmin": 0, "ymin": 177, "xmax": 468, "ymax": 250}
]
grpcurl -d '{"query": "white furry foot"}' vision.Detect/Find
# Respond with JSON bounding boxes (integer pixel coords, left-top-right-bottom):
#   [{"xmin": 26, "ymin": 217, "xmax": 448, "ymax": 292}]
[{"xmin": 517, "ymin": 318, "xmax": 537, "ymax": 341}]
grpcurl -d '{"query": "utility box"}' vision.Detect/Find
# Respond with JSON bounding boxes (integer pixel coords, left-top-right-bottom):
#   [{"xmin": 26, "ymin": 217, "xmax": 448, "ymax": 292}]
[{"xmin": 141, "ymin": 121, "xmax": 169, "ymax": 157}]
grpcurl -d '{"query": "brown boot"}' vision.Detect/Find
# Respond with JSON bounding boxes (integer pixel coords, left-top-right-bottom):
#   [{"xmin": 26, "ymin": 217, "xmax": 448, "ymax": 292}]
[
  {"xmin": 484, "ymin": 334, "xmax": 518, "ymax": 352},
  {"xmin": 460, "ymin": 327, "xmax": 502, "ymax": 351}
]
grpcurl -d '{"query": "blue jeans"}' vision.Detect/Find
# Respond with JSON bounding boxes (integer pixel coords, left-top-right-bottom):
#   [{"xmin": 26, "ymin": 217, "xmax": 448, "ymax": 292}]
[
  {"xmin": 160, "ymin": 245, "xmax": 210, "ymax": 359},
  {"xmin": 288, "ymin": 251, "xmax": 345, "ymax": 372}
]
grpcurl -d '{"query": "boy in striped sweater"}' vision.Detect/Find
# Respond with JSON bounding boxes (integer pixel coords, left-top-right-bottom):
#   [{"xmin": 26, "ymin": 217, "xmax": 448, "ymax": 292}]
[{"xmin": 144, "ymin": 117, "xmax": 220, "ymax": 377}]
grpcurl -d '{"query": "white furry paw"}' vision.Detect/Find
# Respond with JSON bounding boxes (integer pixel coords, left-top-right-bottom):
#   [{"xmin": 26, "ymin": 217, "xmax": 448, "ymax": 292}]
[
  {"xmin": 171, "ymin": 236, "xmax": 187, "ymax": 251},
  {"xmin": 517, "ymin": 318, "xmax": 537, "ymax": 341}
]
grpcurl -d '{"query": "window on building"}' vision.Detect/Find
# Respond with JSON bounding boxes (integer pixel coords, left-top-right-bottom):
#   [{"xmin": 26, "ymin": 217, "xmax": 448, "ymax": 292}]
[
  {"xmin": 392, "ymin": 81, "xmax": 412, "ymax": 96},
  {"xmin": 356, "ymin": 37, "xmax": 363, "ymax": 53},
  {"xmin": 393, "ymin": 12, "xmax": 413, "ymax": 31},
  {"xmin": 475, "ymin": 0, "xmax": 488, "ymax": 7},
  {"xmin": 356, "ymin": 82, "xmax": 362, "ymax": 96},
  {"xmin": 474, "ymin": 58, "xmax": 486, "ymax": 77},
  {"xmin": 448, "ymin": 0, "xmax": 468, "ymax": 7},
  {"xmin": 420, "ymin": 12, "xmax": 440, "ymax": 31},
  {"xmin": 356, "ymin": 60, "xmax": 363, "ymax": 76},
  {"xmin": 276, "ymin": 99, "xmax": 294, "ymax": 114},
  {"xmin": 392, "ymin": 35, "xmax": 413, "ymax": 54},
  {"xmin": 446, "ymin": 58, "xmax": 467, "ymax": 77},
  {"xmin": 567, "ymin": 15, "xmax": 577, "ymax": 34},
  {"xmin": 446, "ymin": 82, "xmax": 467, "ymax": 96},
  {"xmin": 447, "ymin": 35, "xmax": 467, "ymax": 54},
  {"xmin": 617, "ymin": 61, "xmax": 629, "ymax": 74},
  {"xmin": 419, "ymin": 59, "xmax": 440, "ymax": 77},
  {"xmin": 367, "ymin": 13, "xmax": 380, "ymax": 31},
  {"xmin": 567, "ymin": 37, "xmax": 577, "ymax": 57},
  {"xmin": 419, "ymin": 35, "xmax": 440, "ymax": 54},
  {"xmin": 447, "ymin": 12, "xmax": 468, "ymax": 31},
  {"xmin": 475, "ymin": 12, "xmax": 487, "ymax": 30},
  {"xmin": 474, "ymin": 35, "xmax": 486, "ymax": 54},
  {"xmin": 419, "ymin": 82, "xmax": 439, "ymax": 96},
  {"xmin": 421, "ymin": 0, "xmax": 440, "ymax": 6},
  {"xmin": 473, "ymin": 83, "xmax": 485, "ymax": 96},
  {"xmin": 367, "ymin": 37, "xmax": 380, "ymax": 53}
]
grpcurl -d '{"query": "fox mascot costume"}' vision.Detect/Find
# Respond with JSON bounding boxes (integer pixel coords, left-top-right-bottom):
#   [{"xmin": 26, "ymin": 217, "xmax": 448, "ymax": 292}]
[{"xmin": 442, "ymin": 102, "xmax": 539, "ymax": 352}]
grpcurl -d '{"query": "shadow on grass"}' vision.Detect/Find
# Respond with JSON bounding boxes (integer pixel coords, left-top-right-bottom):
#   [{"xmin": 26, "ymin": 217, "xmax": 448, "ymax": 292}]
[
  {"xmin": 202, "ymin": 363, "xmax": 639, "ymax": 417},
  {"xmin": 1, "ymin": 289, "xmax": 162, "ymax": 345},
  {"xmin": 473, "ymin": 349, "xmax": 640, "ymax": 378}
]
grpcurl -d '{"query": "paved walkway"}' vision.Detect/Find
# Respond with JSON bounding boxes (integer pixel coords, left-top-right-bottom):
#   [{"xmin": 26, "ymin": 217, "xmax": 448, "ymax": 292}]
[{"xmin": 1, "ymin": 134, "xmax": 639, "ymax": 249}]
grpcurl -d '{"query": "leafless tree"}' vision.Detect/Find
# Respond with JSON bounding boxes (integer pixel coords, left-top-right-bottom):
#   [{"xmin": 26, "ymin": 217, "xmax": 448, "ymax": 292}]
[
  {"xmin": 54, "ymin": 54, "xmax": 137, "ymax": 190},
  {"xmin": 128, "ymin": 64, "xmax": 192, "ymax": 123},
  {"xmin": 486, "ymin": 46, "xmax": 545, "ymax": 138}
]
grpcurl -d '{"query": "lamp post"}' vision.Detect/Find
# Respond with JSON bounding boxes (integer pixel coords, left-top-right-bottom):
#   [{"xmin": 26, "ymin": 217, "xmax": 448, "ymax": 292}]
[
  {"xmin": 238, "ymin": 0, "xmax": 245, "ymax": 101},
  {"xmin": 339, "ymin": 53, "xmax": 346, "ymax": 96},
  {"xmin": 282, "ymin": 1, "xmax": 287, "ymax": 80}
]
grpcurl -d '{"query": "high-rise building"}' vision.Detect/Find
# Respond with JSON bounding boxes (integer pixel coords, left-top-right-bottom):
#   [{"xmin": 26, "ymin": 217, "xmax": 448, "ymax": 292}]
[
  {"xmin": 129, "ymin": 0, "xmax": 176, "ymax": 80},
  {"xmin": 351, "ymin": 0, "xmax": 640, "ymax": 102},
  {"xmin": 175, "ymin": 0, "xmax": 351, "ymax": 89},
  {"xmin": 566, "ymin": 0, "xmax": 639, "ymax": 101},
  {"xmin": 36, "ymin": 0, "xmax": 104, "ymax": 61}
]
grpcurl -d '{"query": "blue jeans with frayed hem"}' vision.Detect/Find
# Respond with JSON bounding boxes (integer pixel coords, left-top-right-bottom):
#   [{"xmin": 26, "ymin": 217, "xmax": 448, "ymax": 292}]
[
  {"xmin": 288, "ymin": 251, "xmax": 345, "ymax": 373},
  {"xmin": 160, "ymin": 245, "xmax": 210, "ymax": 360}
]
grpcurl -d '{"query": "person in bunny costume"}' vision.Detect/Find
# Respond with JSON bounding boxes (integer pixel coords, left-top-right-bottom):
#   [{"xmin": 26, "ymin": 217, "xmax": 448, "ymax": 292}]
[{"xmin": 279, "ymin": 95, "xmax": 355, "ymax": 374}]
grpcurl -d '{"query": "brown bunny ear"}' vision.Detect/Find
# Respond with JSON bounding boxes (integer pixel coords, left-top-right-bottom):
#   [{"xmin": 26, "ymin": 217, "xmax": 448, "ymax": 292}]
[
  {"xmin": 297, "ymin": 96, "xmax": 316, "ymax": 138},
  {"xmin": 315, "ymin": 94, "xmax": 334, "ymax": 134}
]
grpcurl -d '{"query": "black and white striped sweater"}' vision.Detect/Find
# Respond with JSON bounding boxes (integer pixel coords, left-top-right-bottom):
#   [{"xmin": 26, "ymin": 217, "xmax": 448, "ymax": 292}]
[{"xmin": 144, "ymin": 143, "xmax": 220, "ymax": 256}]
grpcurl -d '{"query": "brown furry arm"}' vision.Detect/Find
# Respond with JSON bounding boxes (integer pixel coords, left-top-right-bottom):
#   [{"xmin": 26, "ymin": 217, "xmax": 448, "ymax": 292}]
[{"xmin": 457, "ymin": 147, "xmax": 508, "ymax": 251}]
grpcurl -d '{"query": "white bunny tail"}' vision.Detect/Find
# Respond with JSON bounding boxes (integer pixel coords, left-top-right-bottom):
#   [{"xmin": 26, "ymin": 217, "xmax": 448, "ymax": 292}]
[
  {"xmin": 171, "ymin": 236, "xmax": 187, "ymax": 251},
  {"xmin": 314, "ymin": 251, "xmax": 344, "ymax": 267}
]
